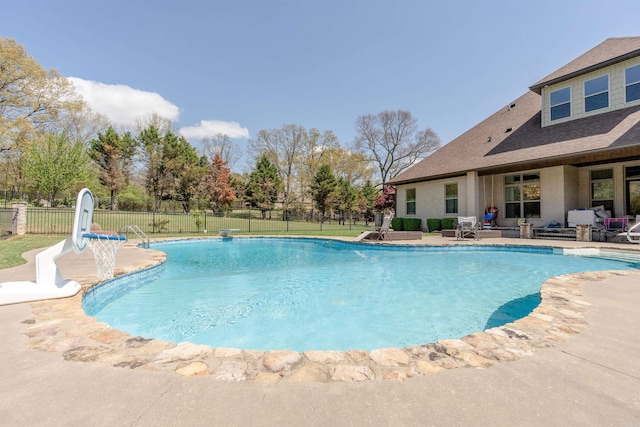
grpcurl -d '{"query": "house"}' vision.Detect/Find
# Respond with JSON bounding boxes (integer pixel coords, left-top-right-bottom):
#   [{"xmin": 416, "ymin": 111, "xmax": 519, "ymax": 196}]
[{"xmin": 389, "ymin": 37, "xmax": 640, "ymax": 231}]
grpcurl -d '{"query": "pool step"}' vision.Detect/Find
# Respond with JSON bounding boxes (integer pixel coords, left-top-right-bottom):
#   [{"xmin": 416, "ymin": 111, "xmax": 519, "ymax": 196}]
[{"xmin": 594, "ymin": 249, "xmax": 640, "ymax": 265}]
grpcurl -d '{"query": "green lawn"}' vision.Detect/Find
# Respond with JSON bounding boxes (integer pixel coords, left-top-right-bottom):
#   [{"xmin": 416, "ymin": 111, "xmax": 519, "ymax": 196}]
[{"xmin": 0, "ymin": 235, "xmax": 64, "ymax": 269}]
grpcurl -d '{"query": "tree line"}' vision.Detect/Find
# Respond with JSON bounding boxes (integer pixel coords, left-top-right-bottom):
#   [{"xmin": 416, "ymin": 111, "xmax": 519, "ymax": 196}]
[{"xmin": 1, "ymin": 37, "xmax": 441, "ymax": 221}]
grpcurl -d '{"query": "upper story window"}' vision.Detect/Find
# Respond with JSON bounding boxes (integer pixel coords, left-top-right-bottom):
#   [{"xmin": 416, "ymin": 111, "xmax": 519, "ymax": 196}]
[
  {"xmin": 406, "ymin": 188, "xmax": 416, "ymax": 215},
  {"xmin": 625, "ymin": 64, "xmax": 640, "ymax": 103},
  {"xmin": 584, "ymin": 75, "xmax": 609, "ymax": 112},
  {"xmin": 445, "ymin": 183, "xmax": 458, "ymax": 214},
  {"xmin": 550, "ymin": 87, "xmax": 571, "ymax": 121}
]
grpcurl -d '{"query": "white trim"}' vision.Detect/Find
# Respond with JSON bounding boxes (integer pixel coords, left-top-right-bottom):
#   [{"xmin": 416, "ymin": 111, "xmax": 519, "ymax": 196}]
[
  {"xmin": 583, "ymin": 73, "xmax": 610, "ymax": 113},
  {"xmin": 625, "ymin": 63, "xmax": 640, "ymax": 103},
  {"xmin": 444, "ymin": 182, "xmax": 458, "ymax": 214},
  {"xmin": 550, "ymin": 86, "xmax": 571, "ymax": 121}
]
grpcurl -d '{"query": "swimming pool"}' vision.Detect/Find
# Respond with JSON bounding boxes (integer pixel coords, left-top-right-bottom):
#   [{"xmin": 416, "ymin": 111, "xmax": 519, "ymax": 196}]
[{"xmin": 83, "ymin": 238, "xmax": 639, "ymax": 352}]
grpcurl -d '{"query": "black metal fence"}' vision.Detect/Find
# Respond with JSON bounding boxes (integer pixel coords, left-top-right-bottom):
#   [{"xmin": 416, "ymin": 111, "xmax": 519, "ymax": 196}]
[
  {"xmin": 0, "ymin": 208, "xmax": 12, "ymax": 237},
  {"xmin": 2, "ymin": 189, "xmax": 378, "ymax": 236},
  {"xmin": 23, "ymin": 207, "xmax": 375, "ymax": 236}
]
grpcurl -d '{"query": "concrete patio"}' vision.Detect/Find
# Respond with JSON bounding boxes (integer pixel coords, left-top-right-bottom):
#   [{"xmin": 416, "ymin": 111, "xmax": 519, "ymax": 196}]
[{"xmin": 1, "ymin": 235, "xmax": 639, "ymax": 425}]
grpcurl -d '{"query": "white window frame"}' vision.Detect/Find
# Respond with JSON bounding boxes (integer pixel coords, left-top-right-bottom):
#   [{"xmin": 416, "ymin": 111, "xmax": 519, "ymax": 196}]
[
  {"xmin": 584, "ymin": 74, "xmax": 609, "ymax": 113},
  {"xmin": 625, "ymin": 64, "xmax": 640, "ymax": 103},
  {"xmin": 550, "ymin": 87, "xmax": 571, "ymax": 121},
  {"xmin": 406, "ymin": 188, "xmax": 416, "ymax": 215},
  {"xmin": 445, "ymin": 183, "xmax": 458, "ymax": 214}
]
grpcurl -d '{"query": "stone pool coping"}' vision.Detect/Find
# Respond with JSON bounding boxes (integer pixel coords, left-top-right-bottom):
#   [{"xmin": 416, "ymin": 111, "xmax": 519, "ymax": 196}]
[{"xmin": 20, "ymin": 238, "xmax": 640, "ymax": 383}]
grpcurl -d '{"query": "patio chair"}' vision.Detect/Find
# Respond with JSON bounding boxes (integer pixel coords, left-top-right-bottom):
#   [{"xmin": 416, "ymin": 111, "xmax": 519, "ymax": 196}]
[
  {"xmin": 376, "ymin": 215, "xmax": 392, "ymax": 241},
  {"xmin": 456, "ymin": 216, "xmax": 481, "ymax": 240}
]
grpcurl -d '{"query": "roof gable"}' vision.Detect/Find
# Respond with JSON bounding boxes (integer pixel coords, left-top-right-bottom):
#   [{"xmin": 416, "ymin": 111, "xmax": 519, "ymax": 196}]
[
  {"xmin": 530, "ymin": 37, "xmax": 640, "ymax": 93},
  {"xmin": 390, "ymin": 91, "xmax": 640, "ymax": 185}
]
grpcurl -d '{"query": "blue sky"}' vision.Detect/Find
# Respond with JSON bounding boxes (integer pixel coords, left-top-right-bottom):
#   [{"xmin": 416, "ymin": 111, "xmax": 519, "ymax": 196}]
[{"xmin": 3, "ymin": 0, "xmax": 640, "ymax": 172}]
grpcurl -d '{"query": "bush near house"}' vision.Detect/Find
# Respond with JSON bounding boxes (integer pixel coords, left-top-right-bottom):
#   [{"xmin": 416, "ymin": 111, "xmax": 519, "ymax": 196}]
[
  {"xmin": 390, "ymin": 217, "xmax": 422, "ymax": 231},
  {"xmin": 403, "ymin": 218, "xmax": 422, "ymax": 231},
  {"xmin": 391, "ymin": 217, "xmax": 404, "ymax": 231},
  {"xmin": 441, "ymin": 217, "xmax": 456, "ymax": 230},
  {"xmin": 426, "ymin": 218, "xmax": 442, "ymax": 231}
]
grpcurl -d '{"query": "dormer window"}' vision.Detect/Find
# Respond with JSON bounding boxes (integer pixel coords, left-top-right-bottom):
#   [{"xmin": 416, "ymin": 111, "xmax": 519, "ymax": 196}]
[
  {"xmin": 550, "ymin": 87, "xmax": 571, "ymax": 121},
  {"xmin": 584, "ymin": 75, "xmax": 609, "ymax": 112},
  {"xmin": 626, "ymin": 64, "xmax": 640, "ymax": 103}
]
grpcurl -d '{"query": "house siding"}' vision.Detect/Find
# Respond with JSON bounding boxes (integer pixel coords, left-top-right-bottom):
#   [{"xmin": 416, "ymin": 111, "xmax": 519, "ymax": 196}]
[
  {"xmin": 542, "ymin": 56, "xmax": 640, "ymax": 127},
  {"xmin": 395, "ymin": 176, "xmax": 467, "ymax": 229},
  {"xmin": 399, "ymin": 161, "xmax": 640, "ymax": 229},
  {"xmin": 391, "ymin": 39, "xmax": 640, "ymax": 230}
]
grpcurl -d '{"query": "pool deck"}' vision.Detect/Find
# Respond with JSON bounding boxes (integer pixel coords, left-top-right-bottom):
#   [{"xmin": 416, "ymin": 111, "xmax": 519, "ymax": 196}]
[{"xmin": 1, "ymin": 235, "xmax": 639, "ymax": 425}]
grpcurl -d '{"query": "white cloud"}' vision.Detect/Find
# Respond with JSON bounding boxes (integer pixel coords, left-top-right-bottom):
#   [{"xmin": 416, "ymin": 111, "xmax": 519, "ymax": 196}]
[
  {"xmin": 68, "ymin": 77, "xmax": 180, "ymax": 127},
  {"xmin": 179, "ymin": 120, "xmax": 250, "ymax": 139}
]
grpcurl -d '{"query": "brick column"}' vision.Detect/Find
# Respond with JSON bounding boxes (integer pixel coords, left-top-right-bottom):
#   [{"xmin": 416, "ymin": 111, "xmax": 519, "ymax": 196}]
[
  {"xmin": 575, "ymin": 224, "xmax": 592, "ymax": 242},
  {"xmin": 11, "ymin": 202, "xmax": 27, "ymax": 235},
  {"xmin": 519, "ymin": 223, "xmax": 533, "ymax": 239}
]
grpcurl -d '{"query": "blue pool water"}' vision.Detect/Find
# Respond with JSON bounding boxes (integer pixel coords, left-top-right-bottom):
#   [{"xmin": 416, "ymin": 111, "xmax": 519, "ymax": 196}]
[{"xmin": 83, "ymin": 238, "xmax": 639, "ymax": 351}]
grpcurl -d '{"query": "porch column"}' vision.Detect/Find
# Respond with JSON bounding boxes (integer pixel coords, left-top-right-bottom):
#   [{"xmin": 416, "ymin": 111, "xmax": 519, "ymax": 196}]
[{"xmin": 466, "ymin": 171, "xmax": 479, "ymax": 217}]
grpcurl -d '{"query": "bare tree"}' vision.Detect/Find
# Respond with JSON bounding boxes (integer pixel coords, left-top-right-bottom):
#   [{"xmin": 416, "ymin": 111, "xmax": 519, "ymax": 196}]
[
  {"xmin": 295, "ymin": 128, "xmax": 339, "ymax": 207},
  {"xmin": 58, "ymin": 101, "xmax": 110, "ymax": 145},
  {"xmin": 248, "ymin": 124, "xmax": 306, "ymax": 216},
  {"xmin": 201, "ymin": 134, "xmax": 242, "ymax": 171},
  {"xmin": 353, "ymin": 110, "xmax": 440, "ymax": 186},
  {"xmin": 133, "ymin": 112, "xmax": 173, "ymax": 135},
  {"xmin": 321, "ymin": 147, "xmax": 374, "ymax": 188}
]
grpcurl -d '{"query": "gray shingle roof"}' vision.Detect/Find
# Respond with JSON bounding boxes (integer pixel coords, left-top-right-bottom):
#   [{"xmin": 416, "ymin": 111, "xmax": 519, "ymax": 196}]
[
  {"xmin": 389, "ymin": 91, "xmax": 640, "ymax": 185},
  {"xmin": 390, "ymin": 37, "xmax": 640, "ymax": 186},
  {"xmin": 530, "ymin": 37, "xmax": 640, "ymax": 94}
]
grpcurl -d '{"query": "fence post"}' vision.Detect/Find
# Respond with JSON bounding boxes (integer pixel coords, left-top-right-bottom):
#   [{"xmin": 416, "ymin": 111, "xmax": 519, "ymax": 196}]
[{"xmin": 12, "ymin": 202, "xmax": 27, "ymax": 235}]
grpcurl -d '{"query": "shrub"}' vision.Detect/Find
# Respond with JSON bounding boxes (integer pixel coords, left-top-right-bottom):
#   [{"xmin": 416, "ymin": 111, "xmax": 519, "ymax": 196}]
[
  {"xmin": 391, "ymin": 217, "xmax": 404, "ymax": 231},
  {"xmin": 441, "ymin": 217, "xmax": 456, "ymax": 230},
  {"xmin": 403, "ymin": 218, "xmax": 422, "ymax": 231},
  {"xmin": 426, "ymin": 218, "xmax": 442, "ymax": 232},
  {"xmin": 192, "ymin": 210, "xmax": 204, "ymax": 232}
]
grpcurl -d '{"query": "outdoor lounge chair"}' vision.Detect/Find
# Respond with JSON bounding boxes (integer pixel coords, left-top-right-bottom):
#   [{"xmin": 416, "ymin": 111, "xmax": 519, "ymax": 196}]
[
  {"xmin": 456, "ymin": 216, "xmax": 481, "ymax": 240},
  {"xmin": 377, "ymin": 215, "xmax": 392, "ymax": 241}
]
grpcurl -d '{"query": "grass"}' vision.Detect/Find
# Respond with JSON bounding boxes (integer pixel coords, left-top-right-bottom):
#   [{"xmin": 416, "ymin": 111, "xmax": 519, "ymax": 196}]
[{"xmin": 0, "ymin": 235, "xmax": 64, "ymax": 269}]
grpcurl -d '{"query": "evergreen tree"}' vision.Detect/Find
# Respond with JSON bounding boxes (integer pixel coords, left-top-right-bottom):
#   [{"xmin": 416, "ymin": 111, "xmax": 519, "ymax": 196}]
[
  {"xmin": 359, "ymin": 180, "xmax": 378, "ymax": 224},
  {"xmin": 332, "ymin": 177, "xmax": 357, "ymax": 225},
  {"xmin": 310, "ymin": 164, "xmax": 337, "ymax": 217},
  {"xmin": 88, "ymin": 127, "xmax": 137, "ymax": 210},
  {"xmin": 246, "ymin": 155, "xmax": 281, "ymax": 219},
  {"xmin": 162, "ymin": 132, "xmax": 204, "ymax": 213},
  {"xmin": 138, "ymin": 125, "xmax": 165, "ymax": 211}
]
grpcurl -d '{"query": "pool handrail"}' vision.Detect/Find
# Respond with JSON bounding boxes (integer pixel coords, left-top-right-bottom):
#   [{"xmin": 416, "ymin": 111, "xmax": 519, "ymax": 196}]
[
  {"xmin": 119, "ymin": 224, "xmax": 150, "ymax": 248},
  {"xmin": 627, "ymin": 221, "xmax": 640, "ymax": 243}
]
